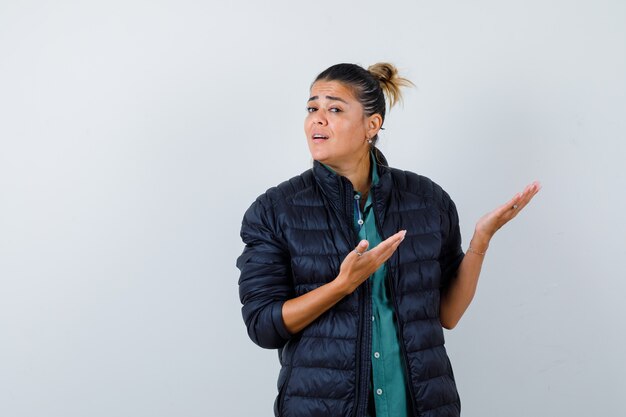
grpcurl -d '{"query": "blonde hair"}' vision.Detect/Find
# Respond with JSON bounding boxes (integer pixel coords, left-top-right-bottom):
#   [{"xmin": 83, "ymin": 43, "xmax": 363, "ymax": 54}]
[{"xmin": 367, "ymin": 62, "xmax": 414, "ymax": 109}]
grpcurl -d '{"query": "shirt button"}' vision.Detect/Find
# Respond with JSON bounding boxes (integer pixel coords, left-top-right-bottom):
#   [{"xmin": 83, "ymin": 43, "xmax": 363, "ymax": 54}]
[
  {"xmin": 371, "ymin": 316, "xmax": 375, "ymax": 322},
  {"xmin": 354, "ymin": 194, "xmax": 360, "ymax": 200},
  {"xmin": 374, "ymin": 352, "xmax": 380, "ymax": 359},
  {"xmin": 357, "ymin": 219, "xmax": 364, "ymax": 226},
  {"xmin": 376, "ymin": 388, "xmax": 383, "ymax": 396}
]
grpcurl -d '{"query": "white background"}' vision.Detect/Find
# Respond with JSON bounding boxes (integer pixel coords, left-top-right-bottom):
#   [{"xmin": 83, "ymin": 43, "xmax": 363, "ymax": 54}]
[{"xmin": 1, "ymin": 1, "xmax": 625, "ymax": 416}]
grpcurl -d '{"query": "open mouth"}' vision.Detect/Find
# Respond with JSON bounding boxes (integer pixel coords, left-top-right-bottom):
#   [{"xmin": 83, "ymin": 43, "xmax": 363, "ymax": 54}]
[{"xmin": 312, "ymin": 133, "xmax": 329, "ymax": 140}]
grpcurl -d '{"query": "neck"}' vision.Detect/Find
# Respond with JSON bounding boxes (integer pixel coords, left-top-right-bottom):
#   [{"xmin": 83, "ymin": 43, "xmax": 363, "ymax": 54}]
[{"xmin": 329, "ymin": 151, "xmax": 371, "ymax": 194}]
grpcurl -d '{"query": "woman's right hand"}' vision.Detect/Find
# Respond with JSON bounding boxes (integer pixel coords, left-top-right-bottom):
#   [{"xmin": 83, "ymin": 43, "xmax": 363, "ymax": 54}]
[
  {"xmin": 282, "ymin": 229, "xmax": 406, "ymax": 334},
  {"xmin": 335, "ymin": 230, "xmax": 407, "ymax": 295}
]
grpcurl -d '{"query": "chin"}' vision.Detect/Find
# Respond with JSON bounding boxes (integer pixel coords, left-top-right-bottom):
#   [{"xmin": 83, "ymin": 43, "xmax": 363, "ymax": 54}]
[{"xmin": 307, "ymin": 147, "xmax": 330, "ymax": 163}]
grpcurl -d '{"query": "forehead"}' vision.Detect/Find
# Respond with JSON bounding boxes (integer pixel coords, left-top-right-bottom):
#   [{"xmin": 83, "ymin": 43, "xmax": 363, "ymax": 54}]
[{"xmin": 309, "ymin": 80, "xmax": 358, "ymax": 102}]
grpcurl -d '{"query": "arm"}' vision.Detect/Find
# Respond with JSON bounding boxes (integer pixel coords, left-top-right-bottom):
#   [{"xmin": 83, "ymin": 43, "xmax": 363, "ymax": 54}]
[
  {"xmin": 237, "ymin": 198, "xmax": 294, "ymax": 349},
  {"xmin": 440, "ymin": 181, "xmax": 541, "ymax": 329},
  {"xmin": 238, "ymin": 195, "xmax": 406, "ymax": 347},
  {"xmin": 282, "ymin": 231, "xmax": 406, "ymax": 334}
]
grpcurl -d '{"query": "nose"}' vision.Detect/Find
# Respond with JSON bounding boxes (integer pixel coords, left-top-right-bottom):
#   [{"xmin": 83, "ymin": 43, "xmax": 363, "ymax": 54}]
[{"xmin": 311, "ymin": 110, "xmax": 328, "ymax": 126}]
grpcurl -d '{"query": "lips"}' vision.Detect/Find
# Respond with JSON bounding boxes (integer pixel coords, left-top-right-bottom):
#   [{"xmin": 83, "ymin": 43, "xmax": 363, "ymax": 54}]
[{"xmin": 311, "ymin": 133, "xmax": 329, "ymax": 140}]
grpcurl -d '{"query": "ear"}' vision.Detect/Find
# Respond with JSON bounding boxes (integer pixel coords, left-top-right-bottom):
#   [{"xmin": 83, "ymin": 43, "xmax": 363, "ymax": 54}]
[{"xmin": 365, "ymin": 113, "xmax": 383, "ymax": 139}]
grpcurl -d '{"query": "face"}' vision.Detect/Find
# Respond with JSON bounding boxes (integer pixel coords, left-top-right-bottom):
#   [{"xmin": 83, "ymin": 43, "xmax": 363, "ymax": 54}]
[{"xmin": 304, "ymin": 80, "xmax": 380, "ymax": 169}]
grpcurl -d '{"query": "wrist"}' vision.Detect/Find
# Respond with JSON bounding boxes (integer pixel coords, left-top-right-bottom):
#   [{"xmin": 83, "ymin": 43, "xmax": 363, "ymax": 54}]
[
  {"xmin": 331, "ymin": 273, "xmax": 353, "ymax": 297},
  {"xmin": 469, "ymin": 232, "xmax": 491, "ymax": 254}
]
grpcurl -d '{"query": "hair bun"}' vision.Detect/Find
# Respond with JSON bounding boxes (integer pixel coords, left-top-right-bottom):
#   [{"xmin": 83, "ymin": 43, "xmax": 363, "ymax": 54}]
[{"xmin": 367, "ymin": 63, "xmax": 413, "ymax": 108}]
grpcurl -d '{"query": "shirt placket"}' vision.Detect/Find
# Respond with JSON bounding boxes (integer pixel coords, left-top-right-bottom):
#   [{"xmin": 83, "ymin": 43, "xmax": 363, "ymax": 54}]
[{"xmin": 356, "ymin": 193, "xmax": 390, "ymax": 417}]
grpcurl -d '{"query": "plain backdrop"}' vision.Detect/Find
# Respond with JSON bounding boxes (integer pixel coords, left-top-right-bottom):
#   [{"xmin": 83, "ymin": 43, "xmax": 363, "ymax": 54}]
[{"xmin": 1, "ymin": 1, "xmax": 625, "ymax": 416}]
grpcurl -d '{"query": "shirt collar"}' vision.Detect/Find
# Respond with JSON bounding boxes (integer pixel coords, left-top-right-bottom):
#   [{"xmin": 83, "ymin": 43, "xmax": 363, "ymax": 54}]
[{"xmin": 320, "ymin": 151, "xmax": 379, "ymax": 187}]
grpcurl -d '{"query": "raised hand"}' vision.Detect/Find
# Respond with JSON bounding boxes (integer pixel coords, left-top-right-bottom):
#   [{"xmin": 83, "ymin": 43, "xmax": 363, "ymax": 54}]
[
  {"xmin": 472, "ymin": 181, "xmax": 541, "ymax": 249},
  {"xmin": 440, "ymin": 181, "xmax": 542, "ymax": 328},
  {"xmin": 282, "ymin": 229, "xmax": 407, "ymax": 334},
  {"xmin": 335, "ymin": 230, "xmax": 407, "ymax": 295}
]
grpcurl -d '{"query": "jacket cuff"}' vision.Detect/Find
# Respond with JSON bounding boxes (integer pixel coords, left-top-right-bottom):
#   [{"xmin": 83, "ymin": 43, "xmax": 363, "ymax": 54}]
[{"xmin": 272, "ymin": 300, "xmax": 292, "ymax": 341}]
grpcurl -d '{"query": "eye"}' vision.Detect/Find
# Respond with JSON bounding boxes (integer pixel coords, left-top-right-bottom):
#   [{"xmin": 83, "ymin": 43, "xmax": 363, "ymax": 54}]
[
  {"xmin": 329, "ymin": 107, "xmax": 342, "ymax": 113},
  {"xmin": 306, "ymin": 106, "xmax": 317, "ymax": 113}
]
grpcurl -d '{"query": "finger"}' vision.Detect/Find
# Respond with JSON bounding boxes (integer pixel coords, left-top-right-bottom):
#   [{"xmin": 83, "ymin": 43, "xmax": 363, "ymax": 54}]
[
  {"xmin": 386, "ymin": 230, "xmax": 407, "ymax": 244},
  {"xmin": 351, "ymin": 239, "xmax": 369, "ymax": 258},
  {"xmin": 488, "ymin": 191, "xmax": 529, "ymax": 227},
  {"xmin": 510, "ymin": 181, "xmax": 541, "ymax": 213},
  {"xmin": 518, "ymin": 181, "xmax": 540, "ymax": 202},
  {"xmin": 370, "ymin": 230, "xmax": 406, "ymax": 262},
  {"xmin": 503, "ymin": 181, "xmax": 541, "ymax": 212},
  {"xmin": 493, "ymin": 195, "xmax": 521, "ymax": 218},
  {"xmin": 370, "ymin": 230, "xmax": 406, "ymax": 254}
]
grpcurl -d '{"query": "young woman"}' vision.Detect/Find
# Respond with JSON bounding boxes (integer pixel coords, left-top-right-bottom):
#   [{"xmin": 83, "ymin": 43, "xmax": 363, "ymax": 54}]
[{"xmin": 237, "ymin": 62, "xmax": 540, "ymax": 417}]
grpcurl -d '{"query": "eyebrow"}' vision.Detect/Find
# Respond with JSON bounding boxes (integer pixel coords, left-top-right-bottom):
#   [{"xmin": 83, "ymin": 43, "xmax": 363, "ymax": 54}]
[{"xmin": 307, "ymin": 95, "xmax": 349, "ymax": 104}]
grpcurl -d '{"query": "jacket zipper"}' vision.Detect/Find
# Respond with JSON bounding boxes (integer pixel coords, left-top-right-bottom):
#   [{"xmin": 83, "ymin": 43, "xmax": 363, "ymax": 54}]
[
  {"xmin": 371, "ymin": 186, "xmax": 420, "ymax": 417},
  {"xmin": 351, "ymin": 285, "xmax": 364, "ymax": 417},
  {"xmin": 341, "ymin": 177, "xmax": 371, "ymax": 417}
]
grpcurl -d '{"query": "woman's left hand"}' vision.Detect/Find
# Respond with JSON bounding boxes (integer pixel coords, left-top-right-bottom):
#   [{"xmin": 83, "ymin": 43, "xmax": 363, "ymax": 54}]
[
  {"xmin": 473, "ymin": 181, "xmax": 542, "ymax": 246},
  {"xmin": 441, "ymin": 181, "xmax": 541, "ymax": 328}
]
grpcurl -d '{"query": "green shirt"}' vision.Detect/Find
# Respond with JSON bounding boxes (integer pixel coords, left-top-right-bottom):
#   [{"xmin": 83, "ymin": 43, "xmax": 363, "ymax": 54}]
[
  {"xmin": 323, "ymin": 155, "xmax": 410, "ymax": 417},
  {"xmin": 354, "ymin": 156, "xmax": 409, "ymax": 417}
]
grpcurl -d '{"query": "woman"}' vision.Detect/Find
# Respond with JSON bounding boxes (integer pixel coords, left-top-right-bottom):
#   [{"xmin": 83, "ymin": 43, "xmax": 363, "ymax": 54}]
[{"xmin": 237, "ymin": 62, "xmax": 540, "ymax": 417}]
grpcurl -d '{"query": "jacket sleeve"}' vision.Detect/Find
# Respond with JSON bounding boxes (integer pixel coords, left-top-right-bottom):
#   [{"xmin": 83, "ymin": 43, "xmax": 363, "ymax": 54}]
[
  {"xmin": 236, "ymin": 195, "xmax": 294, "ymax": 349},
  {"xmin": 439, "ymin": 193, "xmax": 465, "ymax": 289}
]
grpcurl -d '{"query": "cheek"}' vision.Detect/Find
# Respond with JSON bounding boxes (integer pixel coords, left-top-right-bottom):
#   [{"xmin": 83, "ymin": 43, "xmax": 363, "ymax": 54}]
[{"xmin": 345, "ymin": 120, "xmax": 366, "ymax": 139}]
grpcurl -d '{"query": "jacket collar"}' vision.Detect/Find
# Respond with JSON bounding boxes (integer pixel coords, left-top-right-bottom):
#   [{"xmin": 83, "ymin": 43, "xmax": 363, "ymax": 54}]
[{"xmin": 312, "ymin": 147, "xmax": 392, "ymax": 217}]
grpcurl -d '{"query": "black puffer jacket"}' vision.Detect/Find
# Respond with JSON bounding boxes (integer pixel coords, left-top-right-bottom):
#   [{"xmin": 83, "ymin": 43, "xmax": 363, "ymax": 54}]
[{"xmin": 237, "ymin": 150, "xmax": 465, "ymax": 417}]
